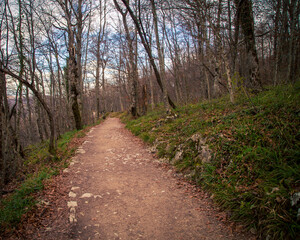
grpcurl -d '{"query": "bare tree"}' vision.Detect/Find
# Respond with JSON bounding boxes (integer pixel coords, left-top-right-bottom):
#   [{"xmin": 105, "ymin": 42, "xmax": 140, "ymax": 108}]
[
  {"xmin": 119, "ymin": 0, "xmax": 176, "ymax": 110},
  {"xmin": 234, "ymin": 0, "xmax": 262, "ymax": 91},
  {"xmin": 114, "ymin": 0, "xmax": 139, "ymax": 116}
]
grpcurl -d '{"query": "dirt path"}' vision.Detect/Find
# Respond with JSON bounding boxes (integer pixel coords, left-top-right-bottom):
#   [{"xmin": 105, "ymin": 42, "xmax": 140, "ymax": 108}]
[{"xmin": 27, "ymin": 118, "xmax": 251, "ymax": 240}]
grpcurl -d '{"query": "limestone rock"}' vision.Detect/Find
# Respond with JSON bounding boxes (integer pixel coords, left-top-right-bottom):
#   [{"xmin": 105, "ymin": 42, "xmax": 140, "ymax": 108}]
[
  {"xmin": 189, "ymin": 133, "xmax": 212, "ymax": 164},
  {"xmin": 69, "ymin": 191, "xmax": 77, "ymax": 198},
  {"xmin": 171, "ymin": 144, "xmax": 184, "ymax": 165},
  {"xmin": 80, "ymin": 193, "xmax": 94, "ymax": 198},
  {"xmin": 67, "ymin": 201, "xmax": 78, "ymax": 208}
]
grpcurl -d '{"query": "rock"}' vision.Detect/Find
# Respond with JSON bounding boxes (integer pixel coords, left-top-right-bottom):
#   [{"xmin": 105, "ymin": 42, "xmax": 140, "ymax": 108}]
[
  {"xmin": 40, "ymin": 200, "xmax": 50, "ymax": 206},
  {"xmin": 69, "ymin": 213, "xmax": 77, "ymax": 223},
  {"xmin": 76, "ymin": 148, "xmax": 86, "ymax": 154},
  {"xmin": 67, "ymin": 201, "xmax": 78, "ymax": 208},
  {"xmin": 70, "ymin": 207, "xmax": 76, "ymax": 213},
  {"xmin": 149, "ymin": 146, "xmax": 157, "ymax": 154},
  {"xmin": 200, "ymin": 145, "xmax": 212, "ymax": 163},
  {"xmin": 94, "ymin": 195, "xmax": 103, "ymax": 199},
  {"xmin": 190, "ymin": 133, "xmax": 202, "ymax": 143},
  {"xmin": 171, "ymin": 144, "xmax": 184, "ymax": 165},
  {"xmin": 69, "ymin": 191, "xmax": 77, "ymax": 198},
  {"xmin": 189, "ymin": 133, "xmax": 212, "ymax": 164},
  {"xmin": 80, "ymin": 193, "xmax": 94, "ymax": 198},
  {"xmin": 291, "ymin": 192, "xmax": 300, "ymax": 206}
]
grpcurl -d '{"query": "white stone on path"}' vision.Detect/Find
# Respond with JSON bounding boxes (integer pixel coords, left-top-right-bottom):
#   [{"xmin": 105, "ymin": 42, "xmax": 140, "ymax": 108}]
[
  {"xmin": 80, "ymin": 193, "xmax": 93, "ymax": 198},
  {"xmin": 76, "ymin": 148, "xmax": 86, "ymax": 154},
  {"xmin": 67, "ymin": 201, "xmax": 78, "ymax": 208},
  {"xmin": 94, "ymin": 195, "xmax": 102, "ymax": 199},
  {"xmin": 69, "ymin": 213, "xmax": 77, "ymax": 223},
  {"xmin": 69, "ymin": 191, "xmax": 77, "ymax": 198}
]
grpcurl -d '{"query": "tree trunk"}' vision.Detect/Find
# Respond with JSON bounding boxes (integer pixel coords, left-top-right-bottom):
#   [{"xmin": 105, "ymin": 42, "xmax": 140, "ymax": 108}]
[
  {"xmin": 234, "ymin": 0, "xmax": 262, "ymax": 91},
  {"xmin": 150, "ymin": 0, "xmax": 169, "ymax": 112},
  {"xmin": 0, "ymin": 68, "xmax": 4, "ymax": 194},
  {"xmin": 286, "ymin": 0, "xmax": 297, "ymax": 83},
  {"xmin": 120, "ymin": 0, "xmax": 176, "ymax": 109},
  {"xmin": 0, "ymin": 68, "xmax": 56, "ymax": 154},
  {"xmin": 68, "ymin": 29, "xmax": 83, "ymax": 130},
  {"xmin": 114, "ymin": 0, "xmax": 138, "ymax": 117},
  {"xmin": 273, "ymin": 0, "xmax": 281, "ymax": 86}
]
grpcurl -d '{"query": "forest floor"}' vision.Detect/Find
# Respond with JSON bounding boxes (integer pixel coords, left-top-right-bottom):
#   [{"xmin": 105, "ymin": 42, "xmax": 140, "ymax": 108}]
[{"xmin": 7, "ymin": 117, "xmax": 252, "ymax": 240}]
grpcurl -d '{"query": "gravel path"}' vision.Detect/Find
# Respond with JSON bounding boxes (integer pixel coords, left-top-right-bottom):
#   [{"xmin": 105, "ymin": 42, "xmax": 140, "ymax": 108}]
[{"xmin": 27, "ymin": 118, "xmax": 251, "ymax": 240}]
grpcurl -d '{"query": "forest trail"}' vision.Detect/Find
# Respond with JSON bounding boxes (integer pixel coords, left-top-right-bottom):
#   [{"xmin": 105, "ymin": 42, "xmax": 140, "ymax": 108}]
[{"xmin": 28, "ymin": 118, "xmax": 250, "ymax": 240}]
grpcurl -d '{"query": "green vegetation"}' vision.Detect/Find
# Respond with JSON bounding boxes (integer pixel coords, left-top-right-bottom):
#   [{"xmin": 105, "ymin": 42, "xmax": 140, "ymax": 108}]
[
  {"xmin": 0, "ymin": 168, "xmax": 51, "ymax": 228},
  {"xmin": 0, "ymin": 122, "xmax": 99, "ymax": 232},
  {"xmin": 121, "ymin": 84, "xmax": 300, "ymax": 239}
]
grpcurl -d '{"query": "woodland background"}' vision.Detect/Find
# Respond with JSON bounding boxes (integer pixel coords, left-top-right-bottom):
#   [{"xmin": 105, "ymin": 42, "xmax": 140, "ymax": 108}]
[{"xmin": 0, "ymin": 0, "xmax": 299, "ymax": 192}]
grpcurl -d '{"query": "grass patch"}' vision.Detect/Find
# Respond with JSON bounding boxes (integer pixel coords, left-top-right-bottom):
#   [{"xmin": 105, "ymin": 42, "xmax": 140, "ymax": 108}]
[
  {"xmin": 0, "ymin": 168, "xmax": 51, "ymax": 228},
  {"xmin": 121, "ymin": 83, "xmax": 300, "ymax": 239},
  {"xmin": 0, "ymin": 119, "xmax": 104, "ymax": 233}
]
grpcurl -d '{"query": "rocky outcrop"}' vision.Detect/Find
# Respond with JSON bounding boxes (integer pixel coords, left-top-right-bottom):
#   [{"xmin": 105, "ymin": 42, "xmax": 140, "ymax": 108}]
[
  {"xmin": 170, "ymin": 133, "xmax": 212, "ymax": 166},
  {"xmin": 189, "ymin": 134, "xmax": 212, "ymax": 164}
]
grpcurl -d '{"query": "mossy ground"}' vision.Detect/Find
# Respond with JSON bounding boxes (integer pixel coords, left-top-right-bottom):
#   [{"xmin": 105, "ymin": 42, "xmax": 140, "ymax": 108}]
[{"xmin": 120, "ymin": 83, "xmax": 300, "ymax": 239}]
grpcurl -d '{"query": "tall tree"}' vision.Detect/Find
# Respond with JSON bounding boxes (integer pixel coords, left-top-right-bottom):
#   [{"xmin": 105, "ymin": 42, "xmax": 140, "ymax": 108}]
[
  {"xmin": 57, "ymin": 0, "xmax": 83, "ymax": 130},
  {"xmin": 120, "ymin": 0, "xmax": 176, "ymax": 110},
  {"xmin": 150, "ymin": 0, "xmax": 169, "ymax": 111},
  {"xmin": 114, "ymin": 0, "xmax": 138, "ymax": 116},
  {"xmin": 234, "ymin": 0, "xmax": 262, "ymax": 91}
]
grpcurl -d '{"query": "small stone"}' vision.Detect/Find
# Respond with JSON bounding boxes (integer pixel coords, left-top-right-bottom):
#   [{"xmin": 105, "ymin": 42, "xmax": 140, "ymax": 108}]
[
  {"xmin": 63, "ymin": 168, "xmax": 69, "ymax": 173},
  {"xmin": 76, "ymin": 148, "xmax": 86, "ymax": 154},
  {"xmin": 69, "ymin": 191, "xmax": 77, "ymax": 198},
  {"xmin": 70, "ymin": 207, "xmax": 76, "ymax": 213},
  {"xmin": 69, "ymin": 213, "xmax": 77, "ymax": 223},
  {"xmin": 67, "ymin": 201, "xmax": 78, "ymax": 208},
  {"xmin": 80, "ymin": 193, "xmax": 93, "ymax": 198},
  {"xmin": 94, "ymin": 195, "xmax": 102, "ymax": 199},
  {"xmin": 71, "ymin": 186, "xmax": 80, "ymax": 191},
  {"xmin": 291, "ymin": 192, "xmax": 300, "ymax": 206},
  {"xmin": 40, "ymin": 200, "xmax": 50, "ymax": 206}
]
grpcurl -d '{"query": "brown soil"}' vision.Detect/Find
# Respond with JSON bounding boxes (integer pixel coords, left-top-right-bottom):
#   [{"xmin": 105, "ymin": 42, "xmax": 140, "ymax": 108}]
[{"xmin": 8, "ymin": 118, "xmax": 253, "ymax": 240}]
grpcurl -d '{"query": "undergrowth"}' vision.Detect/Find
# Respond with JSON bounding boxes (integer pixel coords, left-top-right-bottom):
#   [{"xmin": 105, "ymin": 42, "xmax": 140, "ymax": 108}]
[
  {"xmin": 121, "ymin": 84, "xmax": 300, "ymax": 239},
  {"xmin": 0, "ymin": 119, "xmax": 103, "ymax": 233}
]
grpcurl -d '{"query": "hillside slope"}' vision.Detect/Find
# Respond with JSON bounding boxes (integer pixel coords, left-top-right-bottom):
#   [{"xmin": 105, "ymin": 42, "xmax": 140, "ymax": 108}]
[{"xmin": 121, "ymin": 84, "xmax": 300, "ymax": 239}]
